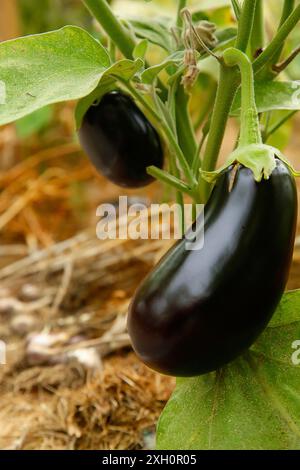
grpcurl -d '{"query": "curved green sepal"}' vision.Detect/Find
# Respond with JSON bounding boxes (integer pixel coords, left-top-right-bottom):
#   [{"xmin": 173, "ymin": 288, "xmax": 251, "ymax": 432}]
[
  {"xmin": 231, "ymin": 144, "xmax": 277, "ymax": 182},
  {"xmin": 272, "ymin": 150, "xmax": 300, "ymax": 179},
  {"xmin": 200, "ymin": 159, "xmax": 235, "ymax": 184},
  {"xmin": 200, "ymin": 144, "xmax": 288, "ymax": 184}
]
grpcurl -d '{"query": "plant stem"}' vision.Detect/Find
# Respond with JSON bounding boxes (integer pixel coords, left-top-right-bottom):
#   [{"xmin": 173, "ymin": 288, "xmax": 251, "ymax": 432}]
[
  {"xmin": 119, "ymin": 79, "xmax": 159, "ymax": 121},
  {"xmin": 264, "ymin": 110, "xmax": 297, "ymax": 142},
  {"xmin": 193, "ymin": 80, "xmax": 217, "ymax": 131},
  {"xmin": 82, "ymin": 0, "xmax": 136, "ymax": 59},
  {"xmin": 280, "ymin": 0, "xmax": 296, "ymax": 27},
  {"xmin": 120, "ymin": 80, "xmax": 195, "ymax": 187},
  {"xmin": 175, "ymin": 85, "xmax": 197, "ymax": 165},
  {"xmin": 170, "ymin": 155, "xmax": 185, "ymax": 234},
  {"xmin": 176, "ymin": 0, "xmax": 187, "ymax": 29},
  {"xmin": 235, "ymin": 0, "xmax": 258, "ymax": 52},
  {"xmin": 271, "ymin": 0, "xmax": 295, "ymax": 66},
  {"xmin": 199, "ymin": 0, "xmax": 258, "ymax": 201},
  {"xmin": 108, "ymin": 38, "xmax": 116, "ymax": 62},
  {"xmin": 83, "ymin": 0, "xmax": 170, "ymax": 103},
  {"xmin": 192, "ymin": 132, "xmax": 206, "ymax": 175},
  {"xmin": 164, "ymin": 127, "xmax": 196, "ymax": 187},
  {"xmin": 273, "ymin": 45, "xmax": 300, "ymax": 73},
  {"xmin": 224, "ymin": 48, "xmax": 261, "ymax": 147},
  {"xmin": 253, "ymin": 4, "xmax": 300, "ymax": 74},
  {"xmin": 262, "ymin": 111, "xmax": 271, "ymax": 140},
  {"xmin": 199, "ymin": 65, "xmax": 239, "ymax": 200},
  {"xmin": 147, "ymin": 166, "xmax": 192, "ymax": 195},
  {"xmin": 250, "ymin": 0, "xmax": 264, "ymax": 58},
  {"xmin": 231, "ymin": 0, "xmax": 241, "ymax": 21}
]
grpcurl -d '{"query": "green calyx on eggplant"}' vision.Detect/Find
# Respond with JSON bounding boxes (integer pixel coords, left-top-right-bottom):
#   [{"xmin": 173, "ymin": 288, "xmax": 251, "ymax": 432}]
[
  {"xmin": 128, "ymin": 159, "xmax": 297, "ymax": 376},
  {"xmin": 78, "ymin": 91, "xmax": 164, "ymax": 188}
]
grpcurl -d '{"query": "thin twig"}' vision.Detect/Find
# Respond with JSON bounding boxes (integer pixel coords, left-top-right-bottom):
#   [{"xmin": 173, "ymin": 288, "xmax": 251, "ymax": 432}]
[
  {"xmin": 264, "ymin": 110, "xmax": 298, "ymax": 141},
  {"xmin": 273, "ymin": 45, "xmax": 300, "ymax": 73}
]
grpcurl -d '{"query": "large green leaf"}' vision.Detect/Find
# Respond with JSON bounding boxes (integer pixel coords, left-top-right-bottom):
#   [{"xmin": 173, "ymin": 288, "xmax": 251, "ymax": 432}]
[
  {"xmin": 157, "ymin": 290, "xmax": 300, "ymax": 450},
  {"xmin": 0, "ymin": 26, "xmax": 111, "ymax": 126},
  {"xmin": 231, "ymin": 81, "xmax": 300, "ymax": 116}
]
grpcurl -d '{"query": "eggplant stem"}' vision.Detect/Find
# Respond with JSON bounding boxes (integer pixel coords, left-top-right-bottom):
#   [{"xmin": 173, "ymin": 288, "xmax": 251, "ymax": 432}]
[{"xmin": 223, "ymin": 48, "xmax": 262, "ymax": 147}]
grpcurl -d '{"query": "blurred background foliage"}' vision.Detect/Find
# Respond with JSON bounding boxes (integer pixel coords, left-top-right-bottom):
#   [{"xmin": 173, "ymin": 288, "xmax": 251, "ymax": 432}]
[
  {"xmin": 2, "ymin": 0, "xmax": 300, "ymax": 145},
  {"xmin": 18, "ymin": 0, "xmax": 92, "ymax": 35}
]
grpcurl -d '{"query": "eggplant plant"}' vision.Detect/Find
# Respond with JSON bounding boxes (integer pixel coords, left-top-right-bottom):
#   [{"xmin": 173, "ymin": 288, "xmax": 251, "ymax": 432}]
[{"xmin": 1, "ymin": 0, "xmax": 300, "ymax": 450}]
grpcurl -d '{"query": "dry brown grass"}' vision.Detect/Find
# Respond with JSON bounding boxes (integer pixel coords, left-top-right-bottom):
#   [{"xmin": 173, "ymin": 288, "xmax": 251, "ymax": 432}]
[{"xmin": 0, "ymin": 117, "xmax": 176, "ymax": 450}]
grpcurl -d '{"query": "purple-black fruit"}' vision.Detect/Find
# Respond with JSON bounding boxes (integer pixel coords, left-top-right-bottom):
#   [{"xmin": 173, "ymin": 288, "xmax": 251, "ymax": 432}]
[
  {"xmin": 78, "ymin": 91, "xmax": 163, "ymax": 188},
  {"xmin": 128, "ymin": 160, "xmax": 297, "ymax": 376}
]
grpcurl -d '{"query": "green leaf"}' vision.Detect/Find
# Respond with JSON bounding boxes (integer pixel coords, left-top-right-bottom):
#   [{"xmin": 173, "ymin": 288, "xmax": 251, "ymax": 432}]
[
  {"xmin": 133, "ymin": 39, "xmax": 148, "ymax": 60},
  {"xmin": 101, "ymin": 58, "xmax": 144, "ymax": 82},
  {"xmin": 269, "ymin": 291, "xmax": 300, "ymax": 327},
  {"xmin": 125, "ymin": 17, "xmax": 173, "ymax": 52},
  {"xmin": 141, "ymin": 52, "xmax": 184, "ymax": 84},
  {"xmin": 157, "ymin": 290, "xmax": 300, "ymax": 450},
  {"xmin": 230, "ymin": 0, "xmax": 241, "ymax": 20},
  {"xmin": 0, "ymin": 26, "xmax": 111, "ymax": 126},
  {"xmin": 231, "ymin": 81, "xmax": 300, "ymax": 116},
  {"xmin": 215, "ymin": 27, "xmax": 237, "ymax": 46},
  {"xmin": 144, "ymin": 25, "xmax": 236, "ymax": 73},
  {"xmin": 75, "ymin": 58, "xmax": 144, "ymax": 129}
]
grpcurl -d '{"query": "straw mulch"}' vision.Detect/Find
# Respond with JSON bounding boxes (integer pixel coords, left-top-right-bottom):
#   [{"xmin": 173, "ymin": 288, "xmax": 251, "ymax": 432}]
[{"xmin": 0, "ymin": 121, "xmax": 175, "ymax": 450}]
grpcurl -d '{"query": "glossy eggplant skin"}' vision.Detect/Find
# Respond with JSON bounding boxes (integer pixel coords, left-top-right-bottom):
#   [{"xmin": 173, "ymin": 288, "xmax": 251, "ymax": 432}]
[
  {"xmin": 128, "ymin": 160, "xmax": 297, "ymax": 377},
  {"xmin": 78, "ymin": 91, "xmax": 163, "ymax": 188}
]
